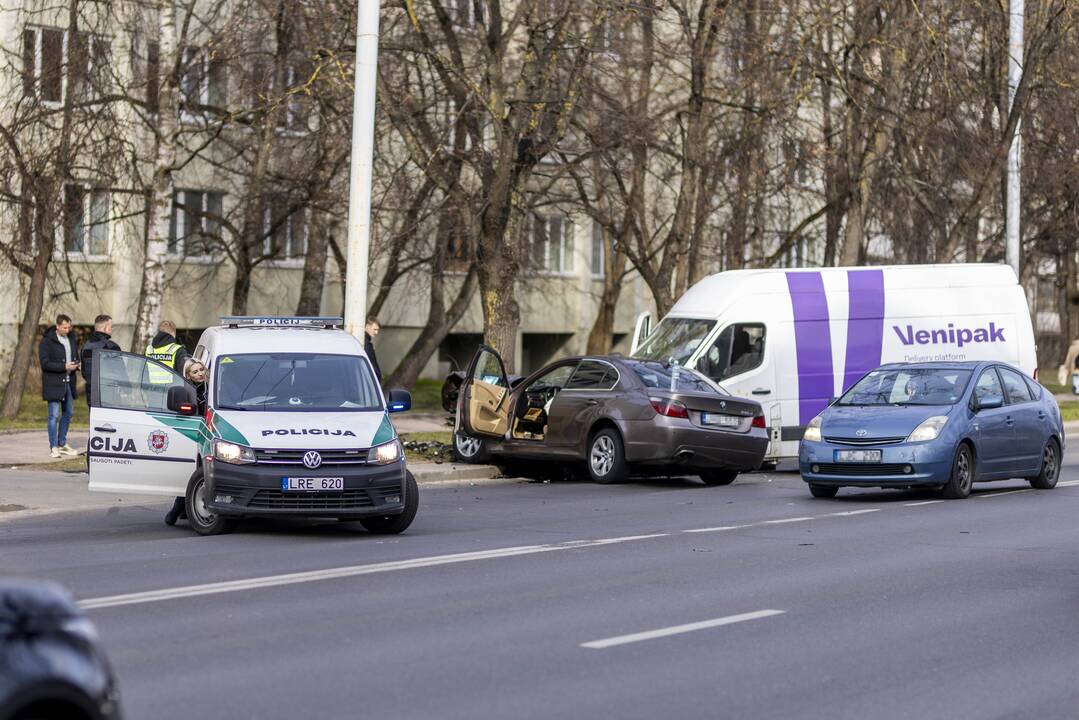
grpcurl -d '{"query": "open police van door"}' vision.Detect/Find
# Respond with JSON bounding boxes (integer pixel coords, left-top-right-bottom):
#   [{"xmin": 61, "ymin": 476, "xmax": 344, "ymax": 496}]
[
  {"xmin": 460, "ymin": 345, "xmax": 511, "ymax": 439},
  {"xmin": 87, "ymin": 350, "xmax": 202, "ymax": 495}
]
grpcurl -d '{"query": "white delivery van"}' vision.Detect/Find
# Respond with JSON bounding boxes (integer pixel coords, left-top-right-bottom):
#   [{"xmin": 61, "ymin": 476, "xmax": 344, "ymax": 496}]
[{"xmin": 630, "ymin": 264, "xmax": 1037, "ymax": 461}]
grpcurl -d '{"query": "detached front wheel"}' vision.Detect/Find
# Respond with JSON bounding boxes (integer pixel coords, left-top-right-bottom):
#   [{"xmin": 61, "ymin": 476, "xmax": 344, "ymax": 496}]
[
  {"xmin": 186, "ymin": 468, "xmax": 238, "ymax": 536},
  {"xmin": 360, "ymin": 471, "xmax": 419, "ymax": 534}
]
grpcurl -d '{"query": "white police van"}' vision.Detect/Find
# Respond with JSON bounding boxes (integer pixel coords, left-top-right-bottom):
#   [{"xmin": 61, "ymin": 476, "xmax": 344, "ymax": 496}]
[{"xmin": 86, "ymin": 317, "xmax": 417, "ymax": 535}]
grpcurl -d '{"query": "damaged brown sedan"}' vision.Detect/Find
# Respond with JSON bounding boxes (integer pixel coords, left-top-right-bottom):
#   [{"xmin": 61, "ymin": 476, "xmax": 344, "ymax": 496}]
[{"xmin": 455, "ymin": 345, "xmax": 769, "ymax": 484}]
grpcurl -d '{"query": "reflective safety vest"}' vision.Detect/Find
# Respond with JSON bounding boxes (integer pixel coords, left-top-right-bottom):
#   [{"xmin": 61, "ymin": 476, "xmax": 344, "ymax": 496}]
[{"xmin": 145, "ymin": 342, "xmax": 182, "ymax": 384}]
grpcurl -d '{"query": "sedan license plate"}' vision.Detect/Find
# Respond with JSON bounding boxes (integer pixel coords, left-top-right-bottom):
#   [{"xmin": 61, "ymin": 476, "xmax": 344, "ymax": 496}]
[
  {"xmin": 281, "ymin": 477, "xmax": 344, "ymax": 492},
  {"xmin": 701, "ymin": 412, "xmax": 740, "ymax": 428},
  {"xmin": 834, "ymin": 449, "xmax": 882, "ymax": 464}
]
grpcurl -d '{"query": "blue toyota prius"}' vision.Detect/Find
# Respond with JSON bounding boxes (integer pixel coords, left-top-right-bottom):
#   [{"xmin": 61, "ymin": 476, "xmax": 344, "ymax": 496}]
[{"xmin": 799, "ymin": 361, "xmax": 1064, "ymax": 499}]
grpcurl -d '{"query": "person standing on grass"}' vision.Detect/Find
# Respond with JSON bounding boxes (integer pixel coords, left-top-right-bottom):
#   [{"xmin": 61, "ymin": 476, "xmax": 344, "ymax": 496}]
[
  {"xmin": 39, "ymin": 314, "xmax": 80, "ymax": 458},
  {"xmin": 365, "ymin": 317, "xmax": 382, "ymax": 384},
  {"xmin": 80, "ymin": 314, "xmax": 121, "ymax": 405}
]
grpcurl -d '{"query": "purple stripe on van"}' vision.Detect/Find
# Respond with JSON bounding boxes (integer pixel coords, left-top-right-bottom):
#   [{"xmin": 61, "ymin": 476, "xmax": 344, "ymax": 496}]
[
  {"xmin": 786, "ymin": 272, "xmax": 834, "ymax": 425},
  {"xmin": 842, "ymin": 269, "xmax": 885, "ymax": 392}
]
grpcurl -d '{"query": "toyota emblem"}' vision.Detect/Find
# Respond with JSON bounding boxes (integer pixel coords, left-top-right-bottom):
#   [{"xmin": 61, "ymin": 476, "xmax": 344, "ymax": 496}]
[
  {"xmin": 303, "ymin": 450, "xmax": 323, "ymax": 469},
  {"xmin": 855, "ymin": 429, "xmax": 868, "ymax": 437}
]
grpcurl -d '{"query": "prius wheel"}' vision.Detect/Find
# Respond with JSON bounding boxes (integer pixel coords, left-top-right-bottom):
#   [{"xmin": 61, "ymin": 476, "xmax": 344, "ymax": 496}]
[
  {"xmin": 942, "ymin": 444, "xmax": 974, "ymax": 499},
  {"xmin": 360, "ymin": 472, "xmax": 419, "ymax": 534},
  {"xmin": 452, "ymin": 430, "xmax": 489, "ymax": 464},
  {"xmin": 185, "ymin": 469, "xmax": 237, "ymax": 536},
  {"xmin": 588, "ymin": 429, "xmax": 627, "ymax": 484},
  {"xmin": 699, "ymin": 469, "xmax": 738, "ymax": 486},
  {"xmin": 1029, "ymin": 439, "xmax": 1060, "ymax": 490},
  {"xmin": 808, "ymin": 484, "xmax": 839, "ymax": 498}
]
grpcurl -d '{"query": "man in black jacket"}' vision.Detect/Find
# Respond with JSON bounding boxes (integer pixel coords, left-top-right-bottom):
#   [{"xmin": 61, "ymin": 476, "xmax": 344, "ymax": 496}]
[
  {"xmin": 80, "ymin": 314, "xmax": 121, "ymax": 406},
  {"xmin": 39, "ymin": 314, "xmax": 80, "ymax": 458},
  {"xmin": 364, "ymin": 316, "xmax": 382, "ymax": 383}
]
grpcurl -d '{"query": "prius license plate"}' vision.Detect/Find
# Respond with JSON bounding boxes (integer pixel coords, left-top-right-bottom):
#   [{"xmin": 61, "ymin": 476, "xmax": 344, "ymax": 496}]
[
  {"xmin": 701, "ymin": 412, "xmax": 740, "ymax": 427},
  {"xmin": 834, "ymin": 450, "xmax": 882, "ymax": 464},
  {"xmin": 281, "ymin": 477, "xmax": 344, "ymax": 492}
]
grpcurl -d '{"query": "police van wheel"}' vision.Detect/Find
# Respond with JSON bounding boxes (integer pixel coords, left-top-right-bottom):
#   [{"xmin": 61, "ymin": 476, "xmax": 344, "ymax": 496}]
[
  {"xmin": 359, "ymin": 471, "xmax": 418, "ymax": 535},
  {"xmin": 185, "ymin": 469, "xmax": 237, "ymax": 536}
]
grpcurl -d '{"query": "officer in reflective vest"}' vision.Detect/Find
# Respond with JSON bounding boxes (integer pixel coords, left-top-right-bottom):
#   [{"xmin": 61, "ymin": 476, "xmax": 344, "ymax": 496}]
[{"xmin": 145, "ymin": 320, "xmax": 189, "ymax": 384}]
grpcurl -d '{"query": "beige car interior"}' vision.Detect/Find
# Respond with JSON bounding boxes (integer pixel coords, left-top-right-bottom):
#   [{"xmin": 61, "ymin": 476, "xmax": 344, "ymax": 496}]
[{"xmin": 468, "ymin": 380, "xmax": 510, "ymax": 436}]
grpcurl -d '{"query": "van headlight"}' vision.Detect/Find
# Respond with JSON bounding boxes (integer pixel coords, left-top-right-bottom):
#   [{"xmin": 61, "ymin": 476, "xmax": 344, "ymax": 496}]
[
  {"xmin": 370, "ymin": 439, "xmax": 401, "ymax": 465},
  {"xmin": 908, "ymin": 416, "xmax": 949, "ymax": 442},
  {"xmin": 803, "ymin": 415, "xmax": 823, "ymax": 443},
  {"xmin": 214, "ymin": 439, "xmax": 256, "ymax": 464}
]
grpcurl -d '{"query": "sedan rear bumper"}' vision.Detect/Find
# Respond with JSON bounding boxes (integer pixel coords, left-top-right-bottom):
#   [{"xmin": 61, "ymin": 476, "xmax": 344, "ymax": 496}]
[{"xmin": 622, "ymin": 418, "xmax": 769, "ymax": 471}]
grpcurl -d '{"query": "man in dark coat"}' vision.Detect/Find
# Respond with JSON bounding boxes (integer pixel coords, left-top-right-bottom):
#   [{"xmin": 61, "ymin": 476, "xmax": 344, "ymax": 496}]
[
  {"xmin": 39, "ymin": 314, "xmax": 80, "ymax": 458},
  {"xmin": 80, "ymin": 314, "xmax": 121, "ymax": 406},
  {"xmin": 364, "ymin": 316, "xmax": 382, "ymax": 383}
]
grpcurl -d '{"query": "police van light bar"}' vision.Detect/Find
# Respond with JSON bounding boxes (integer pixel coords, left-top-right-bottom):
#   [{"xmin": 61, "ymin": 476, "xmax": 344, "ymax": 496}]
[{"xmin": 220, "ymin": 316, "xmax": 344, "ymax": 329}]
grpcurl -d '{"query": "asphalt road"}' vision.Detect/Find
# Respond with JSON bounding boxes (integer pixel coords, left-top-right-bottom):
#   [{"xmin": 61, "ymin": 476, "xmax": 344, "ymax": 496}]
[{"xmin": 4, "ymin": 451, "xmax": 1079, "ymax": 720}]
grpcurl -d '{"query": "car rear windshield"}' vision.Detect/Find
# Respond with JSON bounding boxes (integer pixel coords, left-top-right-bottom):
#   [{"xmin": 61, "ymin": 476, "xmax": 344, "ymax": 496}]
[
  {"xmin": 214, "ymin": 353, "xmax": 381, "ymax": 411},
  {"xmin": 633, "ymin": 318, "xmax": 715, "ymax": 366},
  {"xmin": 629, "ymin": 362, "xmax": 723, "ymax": 394},
  {"xmin": 839, "ymin": 368, "xmax": 972, "ymax": 406}
]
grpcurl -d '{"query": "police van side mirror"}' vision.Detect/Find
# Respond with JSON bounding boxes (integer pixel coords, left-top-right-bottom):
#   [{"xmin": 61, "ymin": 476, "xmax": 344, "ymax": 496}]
[
  {"xmin": 387, "ymin": 389, "xmax": 411, "ymax": 413},
  {"xmin": 167, "ymin": 385, "xmax": 198, "ymax": 415}
]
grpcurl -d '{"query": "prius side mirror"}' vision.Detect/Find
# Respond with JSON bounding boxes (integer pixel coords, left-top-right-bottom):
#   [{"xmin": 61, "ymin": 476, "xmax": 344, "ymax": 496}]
[
  {"xmin": 167, "ymin": 385, "xmax": 197, "ymax": 415},
  {"xmin": 387, "ymin": 389, "xmax": 412, "ymax": 413},
  {"xmin": 976, "ymin": 394, "xmax": 1004, "ymax": 411}
]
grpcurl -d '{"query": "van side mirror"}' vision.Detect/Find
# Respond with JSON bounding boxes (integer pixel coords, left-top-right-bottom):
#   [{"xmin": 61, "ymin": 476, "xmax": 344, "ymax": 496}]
[
  {"xmin": 387, "ymin": 389, "xmax": 412, "ymax": 413},
  {"xmin": 975, "ymin": 394, "xmax": 1004, "ymax": 411},
  {"xmin": 167, "ymin": 385, "xmax": 197, "ymax": 415}
]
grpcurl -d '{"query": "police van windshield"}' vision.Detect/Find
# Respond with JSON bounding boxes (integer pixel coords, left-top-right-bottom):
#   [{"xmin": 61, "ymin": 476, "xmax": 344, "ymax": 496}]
[
  {"xmin": 214, "ymin": 353, "xmax": 381, "ymax": 412},
  {"xmin": 633, "ymin": 318, "xmax": 715, "ymax": 366}
]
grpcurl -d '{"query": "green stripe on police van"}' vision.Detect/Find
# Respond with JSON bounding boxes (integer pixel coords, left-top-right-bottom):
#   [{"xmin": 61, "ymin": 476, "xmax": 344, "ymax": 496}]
[
  {"xmin": 149, "ymin": 413, "xmax": 208, "ymax": 444},
  {"xmin": 209, "ymin": 410, "xmax": 249, "ymax": 445},
  {"xmin": 371, "ymin": 413, "xmax": 395, "ymax": 446}
]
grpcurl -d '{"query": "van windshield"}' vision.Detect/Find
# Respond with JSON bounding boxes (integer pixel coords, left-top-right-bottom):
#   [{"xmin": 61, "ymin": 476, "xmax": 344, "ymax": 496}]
[
  {"xmin": 838, "ymin": 368, "xmax": 972, "ymax": 407},
  {"xmin": 633, "ymin": 318, "xmax": 715, "ymax": 366},
  {"xmin": 214, "ymin": 353, "xmax": 382, "ymax": 411}
]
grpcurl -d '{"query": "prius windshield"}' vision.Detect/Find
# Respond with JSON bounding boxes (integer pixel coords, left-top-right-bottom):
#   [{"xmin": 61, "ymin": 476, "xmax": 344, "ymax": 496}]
[
  {"xmin": 839, "ymin": 368, "xmax": 972, "ymax": 407},
  {"xmin": 634, "ymin": 318, "xmax": 715, "ymax": 366},
  {"xmin": 214, "ymin": 353, "xmax": 382, "ymax": 411}
]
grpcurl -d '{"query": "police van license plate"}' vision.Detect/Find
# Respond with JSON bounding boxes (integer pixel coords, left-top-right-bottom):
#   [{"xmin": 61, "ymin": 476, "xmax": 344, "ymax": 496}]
[
  {"xmin": 701, "ymin": 412, "xmax": 740, "ymax": 427},
  {"xmin": 834, "ymin": 450, "xmax": 882, "ymax": 463},
  {"xmin": 281, "ymin": 477, "xmax": 344, "ymax": 492}
]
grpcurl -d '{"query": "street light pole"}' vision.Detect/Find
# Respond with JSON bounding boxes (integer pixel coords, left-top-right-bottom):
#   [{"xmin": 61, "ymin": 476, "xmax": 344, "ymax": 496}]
[
  {"xmin": 1006, "ymin": 0, "xmax": 1023, "ymax": 278},
  {"xmin": 343, "ymin": 0, "xmax": 380, "ymax": 340}
]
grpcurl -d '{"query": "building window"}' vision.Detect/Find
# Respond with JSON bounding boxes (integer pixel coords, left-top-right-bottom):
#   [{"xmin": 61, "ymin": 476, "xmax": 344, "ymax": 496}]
[
  {"xmin": 597, "ymin": 18, "xmax": 625, "ymax": 54},
  {"xmin": 265, "ymin": 198, "xmax": 306, "ymax": 259},
  {"xmin": 169, "ymin": 190, "xmax": 223, "ymax": 257},
  {"xmin": 530, "ymin": 214, "xmax": 572, "ymax": 274},
  {"xmin": 23, "ymin": 26, "xmax": 109, "ymax": 104},
  {"xmin": 457, "ymin": 0, "xmax": 485, "ymax": 26},
  {"xmin": 63, "ymin": 185, "xmax": 110, "ymax": 256},
  {"xmin": 278, "ymin": 59, "xmax": 312, "ymax": 134},
  {"xmin": 179, "ymin": 46, "xmax": 225, "ymax": 120},
  {"xmin": 591, "ymin": 221, "xmax": 605, "ymax": 277}
]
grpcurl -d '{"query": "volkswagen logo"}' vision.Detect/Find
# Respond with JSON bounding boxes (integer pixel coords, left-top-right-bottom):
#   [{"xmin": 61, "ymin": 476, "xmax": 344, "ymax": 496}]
[
  {"xmin": 855, "ymin": 429, "xmax": 868, "ymax": 437},
  {"xmin": 302, "ymin": 450, "xmax": 323, "ymax": 469}
]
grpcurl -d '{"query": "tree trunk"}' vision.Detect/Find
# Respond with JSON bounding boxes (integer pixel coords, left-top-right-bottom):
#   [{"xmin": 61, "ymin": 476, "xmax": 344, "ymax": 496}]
[
  {"xmin": 585, "ymin": 233, "xmax": 627, "ymax": 354},
  {"xmin": 0, "ymin": 217, "xmax": 52, "ymax": 419},
  {"xmin": 296, "ymin": 212, "xmax": 328, "ymax": 315},
  {"xmin": 231, "ymin": 259, "xmax": 252, "ymax": 315}
]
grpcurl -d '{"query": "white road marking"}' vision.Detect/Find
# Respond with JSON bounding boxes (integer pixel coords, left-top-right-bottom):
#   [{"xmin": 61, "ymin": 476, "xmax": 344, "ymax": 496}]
[
  {"xmin": 1056, "ymin": 479, "xmax": 1079, "ymax": 487},
  {"xmin": 828, "ymin": 509, "xmax": 881, "ymax": 516},
  {"xmin": 682, "ymin": 525, "xmax": 746, "ymax": 534},
  {"xmin": 762, "ymin": 516, "xmax": 814, "ymax": 524},
  {"xmin": 580, "ymin": 609, "xmax": 785, "ymax": 649},
  {"xmin": 975, "ymin": 489, "xmax": 1032, "ymax": 499},
  {"xmin": 904, "ymin": 500, "xmax": 944, "ymax": 506}
]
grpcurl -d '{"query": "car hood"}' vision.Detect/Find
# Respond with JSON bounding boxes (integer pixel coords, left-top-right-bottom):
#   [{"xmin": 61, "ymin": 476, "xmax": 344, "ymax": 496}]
[
  {"xmin": 211, "ymin": 409, "xmax": 396, "ymax": 449},
  {"xmin": 821, "ymin": 404, "xmax": 953, "ymax": 439}
]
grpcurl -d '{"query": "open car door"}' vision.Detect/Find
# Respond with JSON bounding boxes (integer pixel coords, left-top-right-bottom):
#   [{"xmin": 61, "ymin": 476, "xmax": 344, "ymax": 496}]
[
  {"xmin": 461, "ymin": 345, "xmax": 511, "ymax": 439},
  {"xmin": 87, "ymin": 350, "xmax": 202, "ymax": 496}
]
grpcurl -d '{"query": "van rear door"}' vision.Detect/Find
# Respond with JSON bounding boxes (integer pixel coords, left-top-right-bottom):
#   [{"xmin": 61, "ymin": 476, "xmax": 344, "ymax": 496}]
[{"xmin": 87, "ymin": 350, "xmax": 200, "ymax": 496}]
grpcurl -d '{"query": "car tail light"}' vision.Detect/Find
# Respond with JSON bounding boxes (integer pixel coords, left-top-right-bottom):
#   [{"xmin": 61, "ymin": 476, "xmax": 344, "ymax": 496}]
[
  {"xmin": 751, "ymin": 414, "xmax": 766, "ymax": 429},
  {"xmin": 650, "ymin": 397, "xmax": 689, "ymax": 419}
]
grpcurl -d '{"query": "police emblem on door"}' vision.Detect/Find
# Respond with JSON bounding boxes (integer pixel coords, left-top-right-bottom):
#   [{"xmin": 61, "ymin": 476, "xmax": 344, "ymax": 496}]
[
  {"xmin": 303, "ymin": 451, "xmax": 322, "ymax": 469},
  {"xmin": 147, "ymin": 430, "xmax": 170, "ymax": 454}
]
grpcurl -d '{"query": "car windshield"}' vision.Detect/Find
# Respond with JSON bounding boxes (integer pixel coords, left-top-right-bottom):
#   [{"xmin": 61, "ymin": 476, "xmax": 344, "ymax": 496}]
[
  {"xmin": 629, "ymin": 361, "xmax": 724, "ymax": 395},
  {"xmin": 838, "ymin": 368, "xmax": 972, "ymax": 407},
  {"xmin": 214, "ymin": 353, "xmax": 381, "ymax": 411},
  {"xmin": 633, "ymin": 317, "xmax": 715, "ymax": 366}
]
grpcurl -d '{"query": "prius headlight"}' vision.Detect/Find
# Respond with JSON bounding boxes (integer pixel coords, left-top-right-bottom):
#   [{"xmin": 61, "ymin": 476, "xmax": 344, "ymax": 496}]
[
  {"xmin": 370, "ymin": 439, "xmax": 401, "ymax": 465},
  {"xmin": 803, "ymin": 415, "xmax": 823, "ymax": 443},
  {"xmin": 908, "ymin": 416, "xmax": 949, "ymax": 442},
  {"xmin": 214, "ymin": 439, "xmax": 256, "ymax": 464}
]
